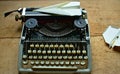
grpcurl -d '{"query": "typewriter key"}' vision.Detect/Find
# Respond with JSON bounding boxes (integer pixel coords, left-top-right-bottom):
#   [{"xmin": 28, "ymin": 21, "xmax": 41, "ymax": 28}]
[
  {"xmin": 40, "ymin": 61, "xmax": 44, "ymax": 65},
  {"xmin": 33, "ymin": 56, "xmax": 37, "ymax": 59},
  {"xmin": 50, "ymin": 44, "xmax": 54, "ymax": 48},
  {"xmin": 40, "ymin": 44, "xmax": 44, "ymax": 48},
  {"xmin": 70, "ymin": 61, "xmax": 75, "ymax": 65},
  {"xmin": 30, "ymin": 61, "xmax": 35, "ymax": 65},
  {"xmin": 33, "ymin": 50, "xmax": 37, "ymax": 54},
  {"xmin": 82, "ymin": 50, "xmax": 87, "ymax": 54},
  {"xmin": 35, "ymin": 61, "xmax": 39, "ymax": 65},
  {"xmin": 22, "ymin": 55, "xmax": 27, "ymax": 59},
  {"xmin": 58, "ymin": 56, "xmax": 62, "ymax": 59},
  {"xmin": 76, "ymin": 61, "xmax": 80, "ymax": 65},
  {"xmin": 37, "ymin": 50, "xmax": 41, "ymax": 54},
  {"xmin": 72, "ymin": 50, "xmax": 76, "ymax": 54},
  {"xmin": 62, "ymin": 50, "xmax": 66, "ymax": 54},
  {"xmin": 28, "ymin": 50, "xmax": 32, "ymax": 54},
  {"xmin": 23, "ymin": 60, "xmax": 28, "ymax": 65},
  {"xmin": 42, "ymin": 50, "xmax": 46, "ymax": 54},
  {"xmin": 69, "ymin": 44, "xmax": 74, "ymax": 48},
  {"xmin": 30, "ymin": 44, "xmax": 34, "ymax": 48},
  {"xmin": 45, "ymin": 44, "xmax": 49, "ymax": 48},
  {"xmin": 35, "ymin": 44, "xmax": 39, "ymax": 48},
  {"xmin": 80, "ymin": 61, "xmax": 86, "ymax": 66},
  {"xmin": 59, "ymin": 44, "xmax": 64, "ymax": 48},
  {"xmin": 28, "ymin": 55, "xmax": 33, "ymax": 59},
  {"xmin": 65, "ymin": 44, "xmax": 69, "ymax": 48},
  {"xmin": 84, "ymin": 56, "xmax": 88, "ymax": 60},
  {"xmin": 43, "ymin": 56, "xmax": 47, "ymax": 59},
  {"xmin": 77, "ymin": 50, "xmax": 81, "ymax": 54},
  {"xmin": 47, "ymin": 50, "xmax": 51, "ymax": 54},
  {"xmin": 57, "ymin": 50, "xmax": 61, "ymax": 54},
  {"xmin": 68, "ymin": 56, "xmax": 72, "ymax": 60},
  {"xmin": 53, "ymin": 56, "xmax": 57, "ymax": 59},
  {"xmin": 38, "ymin": 56, "xmax": 42, "ymax": 59},
  {"xmin": 78, "ymin": 56, "xmax": 83, "ymax": 59},
  {"xmin": 67, "ymin": 50, "xmax": 71, "ymax": 54},
  {"xmin": 54, "ymin": 44, "xmax": 58, "ymax": 48},
  {"xmin": 52, "ymin": 50, "xmax": 56, "ymax": 54},
  {"xmin": 73, "ymin": 56, "xmax": 78, "ymax": 59}
]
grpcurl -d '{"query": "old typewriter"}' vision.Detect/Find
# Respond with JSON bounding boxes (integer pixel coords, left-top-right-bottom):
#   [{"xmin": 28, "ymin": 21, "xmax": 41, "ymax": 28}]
[{"xmin": 4, "ymin": 2, "xmax": 91, "ymax": 74}]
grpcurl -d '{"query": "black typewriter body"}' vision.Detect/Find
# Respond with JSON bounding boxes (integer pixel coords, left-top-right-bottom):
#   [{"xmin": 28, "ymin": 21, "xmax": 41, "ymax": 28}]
[{"xmin": 15, "ymin": 8, "xmax": 92, "ymax": 74}]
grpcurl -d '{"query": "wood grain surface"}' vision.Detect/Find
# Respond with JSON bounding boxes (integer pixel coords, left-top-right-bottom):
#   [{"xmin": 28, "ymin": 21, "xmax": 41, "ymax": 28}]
[{"xmin": 0, "ymin": 0, "xmax": 120, "ymax": 74}]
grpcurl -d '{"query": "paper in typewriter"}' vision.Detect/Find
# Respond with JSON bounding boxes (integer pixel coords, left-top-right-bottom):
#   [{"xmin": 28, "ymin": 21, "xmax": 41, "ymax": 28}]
[{"xmin": 34, "ymin": 0, "xmax": 82, "ymax": 16}]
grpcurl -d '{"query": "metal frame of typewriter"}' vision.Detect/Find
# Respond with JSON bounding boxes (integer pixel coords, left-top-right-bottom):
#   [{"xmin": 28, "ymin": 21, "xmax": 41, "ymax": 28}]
[{"xmin": 18, "ymin": 8, "xmax": 92, "ymax": 74}]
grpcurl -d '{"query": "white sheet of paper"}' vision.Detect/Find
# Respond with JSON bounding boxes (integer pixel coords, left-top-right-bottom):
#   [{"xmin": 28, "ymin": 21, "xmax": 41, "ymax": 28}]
[
  {"xmin": 102, "ymin": 26, "xmax": 120, "ymax": 47},
  {"xmin": 34, "ymin": 1, "xmax": 81, "ymax": 16}
]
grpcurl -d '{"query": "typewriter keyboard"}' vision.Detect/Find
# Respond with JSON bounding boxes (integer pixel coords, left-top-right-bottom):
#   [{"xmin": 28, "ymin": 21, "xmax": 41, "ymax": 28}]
[{"xmin": 22, "ymin": 42, "xmax": 88, "ymax": 70}]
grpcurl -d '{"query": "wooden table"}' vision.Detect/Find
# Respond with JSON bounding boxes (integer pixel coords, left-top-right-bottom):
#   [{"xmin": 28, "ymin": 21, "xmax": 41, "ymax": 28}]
[{"xmin": 0, "ymin": 0, "xmax": 120, "ymax": 74}]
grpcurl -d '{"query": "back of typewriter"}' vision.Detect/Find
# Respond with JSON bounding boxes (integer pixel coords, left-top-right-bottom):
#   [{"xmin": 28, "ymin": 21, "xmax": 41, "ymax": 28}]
[{"xmin": 5, "ymin": 1, "xmax": 92, "ymax": 74}]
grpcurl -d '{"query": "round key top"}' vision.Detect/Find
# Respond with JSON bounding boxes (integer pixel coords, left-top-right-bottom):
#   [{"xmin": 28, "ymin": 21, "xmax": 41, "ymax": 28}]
[
  {"xmin": 63, "ymin": 56, "xmax": 67, "ymax": 59},
  {"xmin": 68, "ymin": 56, "xmax": 72, "ymax": 60},
  {"xmin": 48, "ymin": 56, "xmax": 52, "ymax": 59},
  {"xmin": 58, "ymin": 56, "xmax": 62, "ymax": 59},
  {"xmin": 45, "ymin": 44, "xmax": 49, "ymax": 48},
  {"xmin": 33, "ymin": 56, "xmax": 37, "ymax": 59},
  {"xmin": 69, "ymin": 44, "xmax": 74, "ymax": 48},
  {"xmin": 70, "ymin": 61, "xmax": 75, "ymax": 65},
  {"xmin": 28, "ymin": 50, "xmax": 32, "ymax": 54},
  {"xmin": 73, "ymin": 56, "xmax": 77, "ymax": 59},
  {"xmin": 72, "ymin": 50, "xmax": 76, "ymax": 54},
  {"xmin": 54, "ymin": 44, "xmax": 58, "ymax": 48},
  {"xmin": 31, "ymin": 61, "xmax": 35, "ymax": 65},
  {"xmin": 62, "ymin": 50, "xmax": 66, "ymax": 54},
  {"xmin": 59, "ymin": 44, "xmax": 64, "ymax": 49},
  {"xmin": 40, "ymin": 61, "xmax": 44, "ymax": 65},
  {"xmin": 35, "ymin": 44, "xmax": 39, "ymax": 48},
  {"xmin": 40, "ymin": 44, "xmax": 44, "ymax": 48},
  {"xmin": 37, "ymin": 50, "xmax": 41, "ymax": 54},
  {"xmin": 65, "ymin": 44, "xmax": 69, "ymax": 48},
  {"xmin": 78, "ymin": 56, "xmax": 83, "ymax": 59},
  {"xmin": 80, "ymin": 61, "xmax": 86, "ymax": 66},
  {"xmin": 45, "ymin": 61, "xmax": 50, "ymax": 65},
  {"xmin": 53, "ymin": 56, "xmax": 57, "ymax": 59},
  {"xmin": 35, "ymin": 61, "xmax": 39, "ymax": 65},
  {"xmin": 50, "ymin": 44, "xmax": 54, "ymax": 48},
  {"xmin": 57, "ymin": 50, "xmax": 61, "ymax": 54},
  {"xmin": 55, "ymin": 61, "xmax": 59, "ymax": 65},
  {"xmin": 77, "ymin": 50, "xmax": 81, "ymax": 54},
  {"xmin": 30, "ymin": 44, "xmax": 34, "ymax": 48},
  {"xmin": 43, "ymin": 56, "xmax": 47, "ymax": 59},
  {"xmin": 22, "ymin": 55, "xmax": 27, "ymax": 59},
  {"xmin": 38, "ymin": 56, "xmax": 42, "ymax": 59},
  {"xmin": 84, "ymin": 56, "xmax": 88, "ymax": 60},
  {"xmin": 52, "ymin": 50, "xmax": 56, "ymax": 54},
  {"xmin": 82, "ymin": 49, "xmax": 87, "ymax": 54},
  {"xmin": 60, "ymin": 61, "xmax": 64, "ymax": 65},
  {"xmin": 28, "ymin": 55, "xmax": 33, "ymax": 59},
  {"xmin": 65, "ymin": 61, "xmax": 69, "ymax": 65},
  {"xmin": 33, "ymin": 50, "xmax": 37, "ymax": 54},
  {"xmin": 50, "ymin": 61, "xmax": 54, "ymax": 65},
  {"xmin": 47, "ymin": 50, "xmax": 51, "ymax": 54},
  {"xmin": 42, "ymin": 50, "xmax": 46, "ymax": 54},
  {"xmin": 67, "ymin": 50, "xmax": 71, "ymax": 54},
  {"xmin": 76, "ymin": 61, "xmax": 80, "ymax": 65},
  {"xmin": 23, "ymin": 60, "xmax": 28, "ymax": 65}
]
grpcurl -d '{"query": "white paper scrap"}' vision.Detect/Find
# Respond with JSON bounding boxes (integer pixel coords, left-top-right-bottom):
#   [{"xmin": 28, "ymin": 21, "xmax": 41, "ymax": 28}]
[{"xmin": 102, "ymin": 26, "xmax": 120, "ymax": 48}]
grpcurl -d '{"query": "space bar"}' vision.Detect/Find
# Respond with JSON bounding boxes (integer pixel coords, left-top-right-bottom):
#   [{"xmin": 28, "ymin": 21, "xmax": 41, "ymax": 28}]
[{"xmin": 32, "ymin": 66, "xmax": 78, "ymax": 71}]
